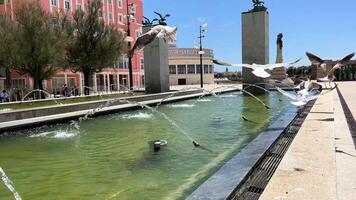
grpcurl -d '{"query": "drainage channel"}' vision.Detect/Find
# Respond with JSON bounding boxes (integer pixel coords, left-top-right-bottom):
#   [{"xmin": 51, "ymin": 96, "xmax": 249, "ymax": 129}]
[{"xmin": 228, "ymin": 100, "xmax": 316, "ymax": 200}]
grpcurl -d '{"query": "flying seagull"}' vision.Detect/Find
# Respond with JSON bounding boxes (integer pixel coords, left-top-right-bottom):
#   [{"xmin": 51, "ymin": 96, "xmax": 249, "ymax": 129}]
[
  {"xmin": 212, "ymin": 59, "xmax": 302, "ymax": 78},
  {"xmin": 306, "ymin": 52, "xmax": 355, "ymax": 82},
  {"xmin": 129, "ymin": 25, "xmax": 177, "ymax": 57},
  {"xmin": 276, "ymin": 84, "xmax": 336, "ymax": 106},
  {"xmin": 297, "ymin": 78, "xmax": 323, "ymax": 92}
]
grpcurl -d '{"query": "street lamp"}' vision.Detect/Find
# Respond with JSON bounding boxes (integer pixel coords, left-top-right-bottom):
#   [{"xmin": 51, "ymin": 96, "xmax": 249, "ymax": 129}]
[
  {"xmin": 126, "ymin": 0, "xmax": 134, "ymax": 90},
  {"xmin": 198, "ymin": 23, "xmax": 208, "ymax": 88}
]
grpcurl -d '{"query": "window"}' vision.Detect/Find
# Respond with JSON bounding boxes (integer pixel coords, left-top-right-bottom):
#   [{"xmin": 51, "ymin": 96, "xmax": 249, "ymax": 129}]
[
  {"xmin": 140, "ymin": 59, "xmax": 144, "ymax": 70},
  {"xmin": 52, "ymin": 78, "xmax": 65, "ymax": 89},
  {"xmin": 11, "ymin": 79, "xmax": 25, "ymax": 89},
  {"xmin": 51, "ymin": 0, "xmax": 57, "ymax": 6},
  {"xmin": 187, "ymin": 65, "xmax": 195, "ymax": 74},
  {"xmin": 109, "ymin": 12, "xmax": 113, "ymax": 21},
  {"xmin": 209, "ymin": 65, "xmax": 214, "ymax": 73},
  {"xmin": 116, "ymin": 56, "xmax": 128, "ymax": 69},
  {"xmin": 204, "ymin": 65, "xmax": 209, "ymax": 74},
  {"xmin": 136, "ymin": 29, "xmax": 142, "ymax": 38},
  {"xmin": 118, "ymin": 0, "xmax": 123, "ymax": 8},
  {"xmin": 196, "ymin": 65, "xmax": 202, "ymax": 73},
  {"xmin": 130, "ymin": 4, "xmax": 136, "ymax": 14},
  {"xmin": 76, "ymin": 4, "xmax": 82, "ymax": 11},
  {"xmin": 108, "ymin": 0, "xmax": 112, "ymax": 4},
  {"xmin": 118, "ymin": 14, "xmax": 124, "ymax": 23},
  {"xmin": 64, "ymin": 0, "xmax": 71, "ymax": 10},
  {"xmin": 178, "ymin": 65, "xmax": 186, "ymax": 74},
  {"xmin": 169, "ymin": 65, "xmax": 176, "ymax": 74}
]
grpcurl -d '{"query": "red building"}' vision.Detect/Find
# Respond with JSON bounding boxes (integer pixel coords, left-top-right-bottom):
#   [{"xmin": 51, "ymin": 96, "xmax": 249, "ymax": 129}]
[{"xmin": 0, "ymin": 0, "xmax": 144, "ymax": 94}]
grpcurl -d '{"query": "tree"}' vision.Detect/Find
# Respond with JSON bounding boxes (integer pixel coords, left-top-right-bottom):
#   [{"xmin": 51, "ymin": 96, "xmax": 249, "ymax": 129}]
[
  {"xmin": 0, "ymin": 15, "xmax": 17, "ymax": 90},
  {"xmin": 65, "ymin": 0, "xmax": 126, "ymax": 95},
  {"xmin": 14, "ymin": 1, "xmax": 65, "ymax": 91}
]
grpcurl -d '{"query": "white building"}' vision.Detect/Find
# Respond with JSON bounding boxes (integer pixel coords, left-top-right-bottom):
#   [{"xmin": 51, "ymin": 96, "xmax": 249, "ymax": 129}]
[{"xmin": 168, "ymin": 45, "xmax": 214, "ymax": 85}]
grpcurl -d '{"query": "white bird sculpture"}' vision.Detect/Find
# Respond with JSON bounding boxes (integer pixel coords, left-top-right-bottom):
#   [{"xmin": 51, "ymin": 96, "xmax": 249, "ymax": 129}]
[
  {"xmin": 129, "ymin": 25, "xmax": 177, "ymax": 57},
  {"xmin": 212, "ymin": 59, "xmax": 301, "ymax": 78}
]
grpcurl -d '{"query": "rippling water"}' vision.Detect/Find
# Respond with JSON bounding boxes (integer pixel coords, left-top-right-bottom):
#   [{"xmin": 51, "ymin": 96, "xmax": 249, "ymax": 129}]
[{"xmin": 0, "ymin": 92, "xmax": 291, "ymax": 200}]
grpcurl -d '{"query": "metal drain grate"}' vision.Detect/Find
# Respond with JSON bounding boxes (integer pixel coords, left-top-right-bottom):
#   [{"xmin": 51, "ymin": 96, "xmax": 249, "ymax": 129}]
[{"xmin": 228, "ymin": 101, "xmax": 315, "ymax": 200}]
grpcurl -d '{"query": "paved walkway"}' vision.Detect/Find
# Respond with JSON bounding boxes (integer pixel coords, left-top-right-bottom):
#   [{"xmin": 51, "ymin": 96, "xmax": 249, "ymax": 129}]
[{"xmin": 260, "ymin": 82, "xmax": 356, "ymax": 200}]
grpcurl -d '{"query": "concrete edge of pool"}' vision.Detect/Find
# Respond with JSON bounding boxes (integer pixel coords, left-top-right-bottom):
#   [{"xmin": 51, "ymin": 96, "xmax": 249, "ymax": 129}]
[
  {"xmin": 0, "ymin": 88, "xmax": 238, "ymax": 133},
  {"xmin": 186, "ymin": 106, "xmax": 298, "ymax": 200}
]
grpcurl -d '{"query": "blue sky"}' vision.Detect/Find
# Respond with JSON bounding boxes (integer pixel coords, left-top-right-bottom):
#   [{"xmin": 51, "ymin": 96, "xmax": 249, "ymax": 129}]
[{"xmin": 143, "ymin": 0, "xmax": 356, "ymax": 72}]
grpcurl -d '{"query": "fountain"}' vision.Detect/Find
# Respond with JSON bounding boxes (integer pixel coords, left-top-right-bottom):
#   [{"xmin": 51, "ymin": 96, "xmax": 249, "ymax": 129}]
[
  {"xmin": 0, "ymin": 167, "xmax": 22, "ymax": 200},
  {"xmin": 0, "ymin": 88, "xmax": 293, "ymax": 199}
]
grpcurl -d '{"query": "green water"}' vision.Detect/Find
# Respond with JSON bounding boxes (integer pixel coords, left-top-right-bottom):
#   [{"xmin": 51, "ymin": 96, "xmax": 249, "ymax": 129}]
[{"xmin": 0, "ymin": 92, "xmax": 292, "ymax": 200}]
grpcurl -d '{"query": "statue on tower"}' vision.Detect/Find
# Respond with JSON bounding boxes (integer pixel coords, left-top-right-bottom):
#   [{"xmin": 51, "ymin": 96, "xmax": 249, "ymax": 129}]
[
  {"xmin": 249, "ymin": 0, "xmax": 267, "ymax": 12},
  {"xmin": 270, "ymin": 33, "xmax": 288, "ymax": 80},
  {"xmin": 276, "ymin": 33, "xmax": 283, "ymax": 63}
]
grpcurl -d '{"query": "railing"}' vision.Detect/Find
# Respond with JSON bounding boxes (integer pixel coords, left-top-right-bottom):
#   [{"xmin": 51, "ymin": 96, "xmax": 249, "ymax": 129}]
[{"xmin": 0, "ymin": 85, "xmax": 136, "ymax": 104}]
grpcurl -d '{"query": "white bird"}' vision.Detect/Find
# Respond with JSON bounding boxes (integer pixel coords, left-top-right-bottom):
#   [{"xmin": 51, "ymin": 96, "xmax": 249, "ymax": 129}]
[
  {"xmin": 306, "ymin": 52, "xmax": 355, "ymax": 84},
  {"xmin": 212, "ymin": 59, "xmax": 301, "ymax": 78},
  {"xmin": 296, "ymin": 78, "xmax": 323, "ymax": 92},
  {"xmin": 276, "ymin": 84, "xmax": 336, "ymax": 106},
  {"xmin": 129, "ymin": 25, "xmax": 177, "ymax": 57}
]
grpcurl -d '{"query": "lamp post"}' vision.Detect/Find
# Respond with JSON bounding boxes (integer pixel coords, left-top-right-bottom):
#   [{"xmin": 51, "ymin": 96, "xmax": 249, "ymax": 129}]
[
  {"xmin": 126, "ymin": 0, "xmax": 134, "ymax": 90},
  {"xmin": 197, "ymin": 24, "xmax": 207, "ymax": 88}
]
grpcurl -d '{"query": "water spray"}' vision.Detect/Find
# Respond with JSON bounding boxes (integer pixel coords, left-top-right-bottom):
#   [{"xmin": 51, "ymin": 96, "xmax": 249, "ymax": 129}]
[{"xmin": 0, "ymin": 167, "xmax": 22, "ymax": 200}]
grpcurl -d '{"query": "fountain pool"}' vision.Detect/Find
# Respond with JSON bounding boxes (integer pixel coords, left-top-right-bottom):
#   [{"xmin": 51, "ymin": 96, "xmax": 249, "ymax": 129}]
[{"xmin": 0, "ymin": 92, "xmax": 293, "ymax": 200}]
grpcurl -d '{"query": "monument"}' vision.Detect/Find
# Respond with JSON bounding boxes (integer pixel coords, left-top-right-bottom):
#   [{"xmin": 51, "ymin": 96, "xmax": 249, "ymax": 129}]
[
  {"xmin": 242, "ymin": 0, "xmax": 269, "ymax": 94},
  {"xmin": 140, "ymin": 12, "xmax": 172, "ymax": 94},
  {"xmin": 270, "ymin": 33, "xmax": 288, "ymax": 80}
]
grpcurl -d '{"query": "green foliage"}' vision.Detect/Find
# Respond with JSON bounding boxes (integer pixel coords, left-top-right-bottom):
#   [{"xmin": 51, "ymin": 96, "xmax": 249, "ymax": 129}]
[
  {"xmin": 65, "ymin": 0, "xmax": 126, "ymax": 90},
  {"xmin": 0, "ymin": 14, "xmax": 17, "ymax": 89},
  {"xmin": 0, "ymin": 15, "xmax": 17, "ymax": 69},
  {"xmin": 13, "ymin": 1, "xmax": 65, "ymax": 89}
]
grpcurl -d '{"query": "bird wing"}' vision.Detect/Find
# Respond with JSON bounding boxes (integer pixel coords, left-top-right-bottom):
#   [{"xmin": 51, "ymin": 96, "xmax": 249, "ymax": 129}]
[
  {"xmin": 129, "ymin": 31, "xmax": 157, "ymax": 57},
  {"xmin": 212, "ymin": 59, "xmax": 232, "ymax": 66},
  {"xmin": 276, "ymin": 87, "xmax": 298, "ymax": 101},
  {"xmin": 305, "ymin": 84, "xmax": 337, "ymax": 102},
  {"xmin": 252, "ymin": 68, "xmax": 271, "ymax": 78},
  {"xmin": 291, "ymin": 101, "xmax": 307, "ymax": 106},
  {"xmin": 264, "ymin": 58, "xmax": 302, "ymax": 70},
  {"xmin": 339, "ymin": 52, "xmax": 355, "ymax": 64},
  {"xmin": 306, "ymin": 52, "xmax": 324, "ymax": 65}
]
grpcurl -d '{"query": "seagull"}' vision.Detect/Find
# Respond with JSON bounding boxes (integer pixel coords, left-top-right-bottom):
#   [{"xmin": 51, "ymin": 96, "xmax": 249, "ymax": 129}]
[
  {"xmin": 212, "ymin": 59, "xmax": 301, "ymax": 78},
  {"xmin": 129, "ymin": 25, "xmax": 177, "ymax": 57},
  {"xmin": 276, "ymin": 84, "xmax": 336, "ymax": 106},
  {"xmin": 297, "ymin": 78, "xmax": 323, "ymax": 92},
  {"xmin": 306, "ymin": 52, "xmax": 355, "ymax": 84}
]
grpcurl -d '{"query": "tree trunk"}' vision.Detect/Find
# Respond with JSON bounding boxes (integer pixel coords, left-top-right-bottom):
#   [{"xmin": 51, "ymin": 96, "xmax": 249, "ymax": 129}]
[
  {"xmin": 83, "ymin": 72, "xmax": 93, "ymax": 95},
  {"xmin": 4, "ymin": 68, "xmax": 12, "ymax": 90},
  {"xmin": 33, "ymin": 77, "xmax": 45, "ymax": 99}
]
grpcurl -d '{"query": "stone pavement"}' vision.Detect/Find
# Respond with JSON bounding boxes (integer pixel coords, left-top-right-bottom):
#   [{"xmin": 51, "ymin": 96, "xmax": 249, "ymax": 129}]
[{"xmin": 260, "ymin": 82, "xmax": 356, "ymax": 200}]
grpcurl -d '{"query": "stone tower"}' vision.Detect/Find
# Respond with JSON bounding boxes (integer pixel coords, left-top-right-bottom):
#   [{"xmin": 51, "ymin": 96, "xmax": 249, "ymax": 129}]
[{"xmin": 242, "ymin": 5, "xmax": 269, "ymax": 94}]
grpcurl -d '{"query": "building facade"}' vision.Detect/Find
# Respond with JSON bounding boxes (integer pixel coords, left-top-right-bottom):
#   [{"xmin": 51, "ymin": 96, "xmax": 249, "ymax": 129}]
[
  {"xmin": 0, "ymin": 0, "xmax": 144, "ymax": 93},
  {"xmin": 311, "ymin": 60, "xmax": 356, "ymax": 81},
  {"xmin": 168, "ymin": 45, "xmax": 214, "ymax": 85}
]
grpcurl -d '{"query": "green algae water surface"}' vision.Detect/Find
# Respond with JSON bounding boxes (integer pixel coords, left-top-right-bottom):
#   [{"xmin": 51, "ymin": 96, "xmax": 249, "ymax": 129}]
[{"xmin": 0, "ymin": 92, "xmax": 292, "ymax": 200}]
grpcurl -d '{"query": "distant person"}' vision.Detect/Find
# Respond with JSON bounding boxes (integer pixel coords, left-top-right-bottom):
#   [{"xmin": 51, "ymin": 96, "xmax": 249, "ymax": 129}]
[
  {"xmin": 61, "ymin": 84, "xmax": 70, "ymax": 97},
  {"xmin": 0, "ymin": 90, "xmax": 10, "ymax": 103}
]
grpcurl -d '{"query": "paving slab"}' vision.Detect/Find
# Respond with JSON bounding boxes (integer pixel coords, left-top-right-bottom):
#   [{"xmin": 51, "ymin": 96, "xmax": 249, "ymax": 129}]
[
  {"xmin": 333, "ymin": 82, "xmax": 356, "ymax": 200},
  {"xmin": 260, "ymin": 91, "xmax": 337, "ymax": 200}
]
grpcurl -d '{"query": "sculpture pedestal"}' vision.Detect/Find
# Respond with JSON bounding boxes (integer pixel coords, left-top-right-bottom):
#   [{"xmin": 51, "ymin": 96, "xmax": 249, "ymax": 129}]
[
  {"xmin": 144, "ymin": 31, "xmax": 170, "ymax": 94},
  {"xmin": 242, "ymin": 10, "xmax": 269, "ymax": 94}
]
